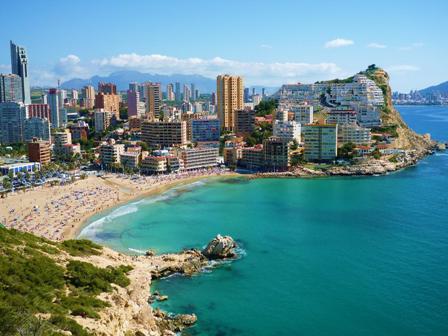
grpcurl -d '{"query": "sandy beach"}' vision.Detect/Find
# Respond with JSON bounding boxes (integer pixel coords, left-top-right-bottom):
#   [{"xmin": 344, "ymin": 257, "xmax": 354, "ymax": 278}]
[{"xmin": 0, "ymin": 168, "xmax": 236, "ymax": 241}]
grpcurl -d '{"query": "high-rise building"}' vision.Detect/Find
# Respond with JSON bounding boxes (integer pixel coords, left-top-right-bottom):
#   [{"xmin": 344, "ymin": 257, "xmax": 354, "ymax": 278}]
[
  {"xmin": 28, "ymin": 138, "xmax": 51, "ymax": 164},
  {"xmin": 166, "ymin": 83, "xmax": 175, "ymax": 101},
  {"xmin": 292, "ymin": 104, "xmax": 314, "ymax": 125},
  {"xmin": 302, "ymin": 124, "xmax": 338, "ymax": 162},
  {"xmin": 0, "ymin": 74, "xmax": 23, "ymax": 103},
  {"xmin": 129, "ymin": 82, "xmax": 139, "ymax": 93},
  {"xmin": 94, "ymin": 92, "xmax": 120, "ymax": 119},
  {"xmin": 143, "ymin": 83, "xmax": 161, "ymax": 119},
  {"xmin": 28, "ymin": 104, "xmax": 51, "ymax": 120},
  {"xmin": 141, "ymin": 121, "xmax": 187, "ymax": 148},
  {"xmin": 10, "ymin": 41, "xmax": 31, "ymax": 104},
  {"xmin": 52, "ymin": 129, "xmax": 72, "ymax": 158},
  {"xmin": 191, "ymin": 118, "xmax": 221, "ymax": 142},
  {"xmin": 216, "ymin": 75, "xmax": 244, "ymax": 131},
  {"xmin": 244, "ymin": 88, "xmax": 250, "ymax": 103},
  {"xmin": 48, "ymin": 89, "xmax": 61, "ymax": 128},
  {"xmin": 127, "ymin": 90, "xmax": 140, "ymax": 118},
  {"xmin": 81, "ymin": 85, "xmax": 95, "ymax": 109},
  {"xmin": 183, "ymin": 84, "xmax": 191, "ymax": 102},
  {"xmin": 94, "ymin": 109, "xmax": 113, "ymax": 133},
  {"xmin": 24, "ymin": 117, "xmax": 51, "ymax": 141},
  {"xmin": 98, "ymin": 82, "xmax": 117, "ymax": 95},
  {"xmin": 0, "ymin": 102, "xmax": 28, "ymax": 144},
  {"xmin": 190, "ymin": 83, "xmax": 195, "ymax": 100},
  {"xmin": 71, "ymin": 89, "xmax": 79, "ymax": 101},
  {"xmin": 235, "ymin": 109, "xmax": 255, "ymax": 134},
  {"xmin": 263, "ymin": 137, "xmax": 291, "ymax": 171},
  {"xmin": 58, "ymin": 89, "xmax": 67, "ymax": 108},
  {"xmin": 273, "ymin": 120, "xmax": 301, "ymax": 143},
  {"xmin": 175, "ymin": 82, "xmax": 181, "ymax": 101}
]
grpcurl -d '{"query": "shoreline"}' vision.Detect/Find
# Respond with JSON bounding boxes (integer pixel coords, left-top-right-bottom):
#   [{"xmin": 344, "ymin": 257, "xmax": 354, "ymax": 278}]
[
  {"xmin": 0, "ymin": 169, "xmax": 240, "ymax": 242},
  {"xmin": 0, "ymin": 149, "xmax": 434, "ymax": 242},
  {"xmin": 72, "ymin": 172, "xmax": 241, "ymax": 239}
]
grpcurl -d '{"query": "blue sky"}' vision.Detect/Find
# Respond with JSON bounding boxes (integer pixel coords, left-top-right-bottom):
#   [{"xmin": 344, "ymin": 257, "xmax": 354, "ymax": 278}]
[{"xmin": 0, "ymin": 0, "xmax": 447, "ymax": 91}]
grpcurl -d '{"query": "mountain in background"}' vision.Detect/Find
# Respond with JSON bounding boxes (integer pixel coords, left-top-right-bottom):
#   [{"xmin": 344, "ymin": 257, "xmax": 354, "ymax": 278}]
[
  {"xmin": 419, "ymin": 80, "xmax": 448, "ymax": 95},
  {"xmin": 61, "ymin": 71, "xmax": 216, "ymax": 92},
  {"xmin": 60, "ymin": 70, "xmax": 278, "ymax": 94}
]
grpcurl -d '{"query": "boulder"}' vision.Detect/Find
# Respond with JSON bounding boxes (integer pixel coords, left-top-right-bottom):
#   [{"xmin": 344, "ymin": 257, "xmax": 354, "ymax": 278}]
[
  {"xmin": 202, "ymin": 234, "xmax": 237, "ymax": 260},
  {"xmin": 145, "ymin": 249, "xmax": 156, "ymax": 257}
]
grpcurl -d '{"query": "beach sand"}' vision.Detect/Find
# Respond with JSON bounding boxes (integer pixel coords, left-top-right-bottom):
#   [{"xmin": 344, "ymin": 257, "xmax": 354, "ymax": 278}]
[{"xmin": 0, "ymin": 169, "xmax": 237, "ymax": 241}]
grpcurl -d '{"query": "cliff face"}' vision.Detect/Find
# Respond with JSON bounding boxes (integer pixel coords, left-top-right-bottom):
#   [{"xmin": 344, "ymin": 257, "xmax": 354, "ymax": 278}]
[{"xmin": 365, "ymin": 67, "xmax": 433, "ymax": 152}]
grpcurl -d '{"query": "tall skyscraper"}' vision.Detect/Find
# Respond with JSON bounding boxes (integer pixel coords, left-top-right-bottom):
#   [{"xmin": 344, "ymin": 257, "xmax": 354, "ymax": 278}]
[
  {"xmin": 143, "ymin": 82, "xmax": 161, "ymax": 120},
  {"xmin": 216, "ymin": 75, "xmax": 244, "ymax": 131},
  {"xmin": 48, "ymin": 89, "xmax": 61, "ymax": 128},
  {"xmin": 175, "ymin": 82, "xmax": 181, "ymax": 101},
  {"xmin": 243, "ymin": 88, "xmax": 250, "ymax": 103},
  {"xmin": 190, "ymin": 83, "xmax": 195, "ymax": 100},
  {"xmin": 127, "ymin": 90, "xmax": 139, "ymax": 118},
  {"xmin": 166, "ymin": 83, "xmax": 175, "ymax": 101},
  {"xmin": 183, "ymin": 85, "xmax": 191, "ymax": 102},
  {"xmin": 0, "ymin": 74, "xmax": 23, "ymax": 103},
  {"xmin": 10, "ymin": 41, "xmax": 31, "ymax": 104}
]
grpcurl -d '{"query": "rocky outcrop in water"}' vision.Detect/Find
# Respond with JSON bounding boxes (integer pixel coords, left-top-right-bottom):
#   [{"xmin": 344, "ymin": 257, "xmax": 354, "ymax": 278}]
[{"xmin": 202, "ymin": 234, "xmax": 237, "ymax": 259}]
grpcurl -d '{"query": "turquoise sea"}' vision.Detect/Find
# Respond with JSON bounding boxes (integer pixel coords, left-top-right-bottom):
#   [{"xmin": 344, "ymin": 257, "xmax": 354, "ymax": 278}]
[{"xmin": 80, "ymin": 105, "xmax": 448, "ymax": 336}]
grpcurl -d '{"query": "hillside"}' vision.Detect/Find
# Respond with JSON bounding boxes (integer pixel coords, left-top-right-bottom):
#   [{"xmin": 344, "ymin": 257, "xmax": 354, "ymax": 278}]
[
  {"xmin": 361, "ymin": 66, "xmax": 434, "ymax": 151},
  {"xmin": 0, "ymin": 227, "xmax": 208, "ymax": 336},
  {"xmin": 419, "ymin": 80, "xmax": 448, "ymax": 96}
]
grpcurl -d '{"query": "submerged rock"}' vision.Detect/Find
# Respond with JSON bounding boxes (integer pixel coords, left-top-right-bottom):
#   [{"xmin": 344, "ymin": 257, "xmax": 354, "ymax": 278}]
[{"xmin": 202, "ymin": 234, "xmax": 237, "ymax": 260}]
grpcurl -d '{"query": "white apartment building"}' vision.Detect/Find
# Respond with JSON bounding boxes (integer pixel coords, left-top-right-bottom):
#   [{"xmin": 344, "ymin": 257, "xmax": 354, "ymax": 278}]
[
  {"xmin": 273, "ymin": 120, "xmax": 301, "ymax": 143},
  {"xmin": 338, "ymin": 124, "xmax": 371, "ymax": 145}
]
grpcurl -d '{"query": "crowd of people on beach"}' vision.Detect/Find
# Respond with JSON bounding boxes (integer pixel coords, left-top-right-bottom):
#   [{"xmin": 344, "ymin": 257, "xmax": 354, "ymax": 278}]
[{"xmin": 1, "ymin": 168, "xmax": 230, "ymax": 241}]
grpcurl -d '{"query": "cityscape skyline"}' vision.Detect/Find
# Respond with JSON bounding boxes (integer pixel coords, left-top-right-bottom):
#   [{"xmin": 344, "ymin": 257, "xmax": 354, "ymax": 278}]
[{"xmin": 0, "ymin": 1, "xmax": 447, "ymax": 92}]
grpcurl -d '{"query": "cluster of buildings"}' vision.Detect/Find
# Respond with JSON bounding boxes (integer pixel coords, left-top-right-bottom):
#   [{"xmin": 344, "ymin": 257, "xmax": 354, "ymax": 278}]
[
  {"xmin": 1, "ymin": 40, "xmax": 394, "ymax": 178},
  {"xmin": 392, "ymin": 90, "xmax": 448, "ymax": 105}
]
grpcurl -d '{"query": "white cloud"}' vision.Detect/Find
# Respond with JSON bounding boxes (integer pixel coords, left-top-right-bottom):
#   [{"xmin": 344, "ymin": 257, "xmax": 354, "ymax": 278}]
[
  {"xmin": 259, "ymin": 44, "xmax": 273, "ymax": 49},
  {"xmin": 398, "ymin": 42, "xmax": 424, "ymax": 51},
  {"xmin": 386, "ymin": 65, "xmax": 420, "ymax": 73},
  {"xmin": 367, "ymin": 43, "xmax": 387, "ymax": 49},
  {"xmin": 325, "ymin": 38, "xmax": 354, "ymax": 48},
  {"xmin": 29, "ymin": 53, "xmax": 343, "ymax": 86},
  {"xmin": 92, "ymin": 53, "xmax": 342, "ymax": 85}
]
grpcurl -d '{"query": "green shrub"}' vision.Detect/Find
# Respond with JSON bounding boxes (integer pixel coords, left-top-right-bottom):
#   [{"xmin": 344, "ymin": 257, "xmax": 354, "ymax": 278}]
[{"xmin": 61, "ymin": 239, "xmax": 103, "ymax": 256}]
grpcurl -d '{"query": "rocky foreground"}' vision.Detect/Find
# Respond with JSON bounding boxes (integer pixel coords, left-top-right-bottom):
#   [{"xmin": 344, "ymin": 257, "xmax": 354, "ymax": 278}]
[{"xmin": 72, "ymin": 234, "xmax": 238, "ymax": 336}]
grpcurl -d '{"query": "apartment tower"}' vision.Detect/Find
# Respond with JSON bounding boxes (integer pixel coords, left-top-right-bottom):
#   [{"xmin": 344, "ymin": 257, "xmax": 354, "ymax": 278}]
[{"xmin": 216, "ymin": 75, "xmax": 244, "ymax": 131}]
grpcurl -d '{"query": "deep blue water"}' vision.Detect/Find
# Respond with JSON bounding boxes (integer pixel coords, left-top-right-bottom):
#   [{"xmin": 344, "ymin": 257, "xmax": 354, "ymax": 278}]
[{"xmin": 80, "ymin": 105, "xmax": 448, "ymax": 335}]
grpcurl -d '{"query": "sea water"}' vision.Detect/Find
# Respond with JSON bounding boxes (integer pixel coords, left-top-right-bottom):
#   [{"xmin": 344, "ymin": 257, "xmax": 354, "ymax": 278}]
[{"xmin": 80, "ymin": 105, "xmax": 448, "ymax": 335}]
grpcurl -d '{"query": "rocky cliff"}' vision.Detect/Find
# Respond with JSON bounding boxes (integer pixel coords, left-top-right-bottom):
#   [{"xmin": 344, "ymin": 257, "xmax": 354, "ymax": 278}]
[
  {"xmin": 0, "ymin": 228, "xmax": 238, "ymax": 336},
  {"xmin": 363, "ymin": 66, "xmax": 434, "ymax": 152}
]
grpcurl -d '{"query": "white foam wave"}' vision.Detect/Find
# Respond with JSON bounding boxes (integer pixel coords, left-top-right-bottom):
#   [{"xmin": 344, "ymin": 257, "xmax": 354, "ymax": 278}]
[
  {"xmin": 128, "ymin": 248, "xmax": 146, "ymax": 254},
  {"xmin": 435, "ymin": 153, "xmax": 448, "ymax": 157},
  {"xmin": 79, "ymin": 202, "xmax": 140, "ymax": 238}
]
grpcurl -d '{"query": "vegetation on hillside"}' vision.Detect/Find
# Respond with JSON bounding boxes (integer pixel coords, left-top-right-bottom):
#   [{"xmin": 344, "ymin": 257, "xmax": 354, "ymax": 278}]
[
  {"xmin": 0, "ymin": 227, "xmax": 132, "ymax": 336},
  {"xmin": 254, "ymin": 99, "xmax": 278, "ymax": 117}
]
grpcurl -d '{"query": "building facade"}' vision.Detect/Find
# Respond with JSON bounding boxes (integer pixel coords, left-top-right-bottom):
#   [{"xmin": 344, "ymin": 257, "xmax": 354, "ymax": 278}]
[
  {"xmin": 28, "ymin": 138, "xmax": 51, "ymax": 164},
  {"xmin": 10, "ymin": 41, "xmax": 31, "ymax": 104},
  {"xmin": 191, "ymin": 119, "xmax": 221, "ymax": 142},
  {"xmin": 24, "ymin": 117, "xmax": 51, "ymax": 141},
  {"xmin": 216, "ymin": 75, "xmax": 244, "ymax": 131},
  {"xmin": 141, "ymin": 121, "xmax": 187, "ymax": 148},
  {"xmin": 0, "ymin": 102, "xmax": 27, "ymax": 144},
  {"xmin": 273, "ymin": 120, "xmax": 301, "ymax": 143},
  {"xmin": 302, "ymin": 124, "xmax": 338, "ymax": 162},
  {"xmin": 0, "ymin": 73, "xmax": 23, "ymax": 103},
  {"xmin": 144, "ymin": 82, "xmax": 162, "ymax": 119},
  {"xmin": 179, "ymin": 147, "xmax": 218, "ymax": 170}
]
